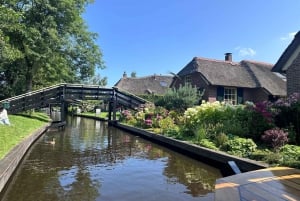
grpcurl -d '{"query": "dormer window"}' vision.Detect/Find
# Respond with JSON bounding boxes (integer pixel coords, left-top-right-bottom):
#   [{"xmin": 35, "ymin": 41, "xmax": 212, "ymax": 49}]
[{"xmin": 160, "ymin": 81, "xmax": 167, "ymax": 87}]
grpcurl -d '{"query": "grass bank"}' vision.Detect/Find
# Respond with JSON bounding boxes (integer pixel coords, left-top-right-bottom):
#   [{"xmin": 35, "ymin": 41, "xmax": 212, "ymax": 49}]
[
  {"xmin": 0, "ymin": 112, "xmax": 50, "ymax": 159},
  {"xmin": 78, "ymin": 111, "xmax": 109, "ymax": 119},
  {"xmin": 78, "ymin": 111, "xmax": 121, "ymax": 120}
]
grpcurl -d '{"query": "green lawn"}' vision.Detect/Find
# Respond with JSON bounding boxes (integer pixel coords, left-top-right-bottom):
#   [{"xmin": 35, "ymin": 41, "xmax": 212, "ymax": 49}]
[
  {"xmin": 0, "ymin": 112, "xmax": 50, "ymax": 159},
  {"xmin": 79, "ymin": 111, "xmax": 120, "ymax": 120}
]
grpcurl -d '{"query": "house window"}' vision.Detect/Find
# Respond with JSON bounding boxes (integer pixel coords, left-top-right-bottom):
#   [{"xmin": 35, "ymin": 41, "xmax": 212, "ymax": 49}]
[
  {"xmin": 185, "ymin": 75, "xmax": 192, "ymax": 86},
  {"xmin": 160, "ymin": 81, "xmax": 167, "ymax": 87},
  {"xmin": 224, "ymin": 87, "xmax": 237, "ymax": 105}
]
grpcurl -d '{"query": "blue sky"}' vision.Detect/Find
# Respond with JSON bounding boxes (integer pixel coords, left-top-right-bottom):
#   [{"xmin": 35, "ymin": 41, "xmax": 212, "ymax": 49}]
[{"xmin": 83, "ymin": 0, "xmax": 300, "ymax": 87}]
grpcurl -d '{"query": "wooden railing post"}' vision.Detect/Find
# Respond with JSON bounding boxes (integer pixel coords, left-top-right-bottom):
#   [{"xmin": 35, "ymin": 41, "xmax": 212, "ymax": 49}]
[
  {"xmin": 112, "ymin": 88, "xmax": 117, "ymax": 121},
  {"xmin": 60, "ymin": 85, "xmax": 66, "ymax": 122}
]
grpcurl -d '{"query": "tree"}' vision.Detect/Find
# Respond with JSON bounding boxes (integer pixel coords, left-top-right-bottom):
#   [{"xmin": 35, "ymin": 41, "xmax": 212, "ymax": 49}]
[
  {"xmin": 0, "ymin": 0, "xmax": 104, "ymax": 98},
  {"xmin": 131, "ymin": 71, "xmax": 136, "ymax": 78},
  {"xmin": 88, "ymin": 73, "xmax": 108, "ymax": 86},
  {"xmin": 155, "ymin": 84, "xmax": 204, "ymax": 112},
  {"xmin": 0, "ymin": 5, "xmax": 26, "ymax": 97}
]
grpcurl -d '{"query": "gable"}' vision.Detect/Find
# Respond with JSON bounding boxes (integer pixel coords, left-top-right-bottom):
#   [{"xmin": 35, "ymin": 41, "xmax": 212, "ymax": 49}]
[{"xmin": 272, "ymin": 31, "xmax": 300, "ymax": 73}]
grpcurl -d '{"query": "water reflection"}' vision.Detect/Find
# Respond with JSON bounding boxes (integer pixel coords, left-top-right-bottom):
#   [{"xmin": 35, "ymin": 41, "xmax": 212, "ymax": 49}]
[{"xmin": 1, "ymin": 117, "xmax": 222, "ymax": 201}]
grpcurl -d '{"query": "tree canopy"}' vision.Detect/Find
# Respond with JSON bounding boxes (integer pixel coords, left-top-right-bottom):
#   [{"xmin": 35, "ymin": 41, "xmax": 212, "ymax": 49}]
[{"xmin": 0, "ymin": 0, "xmax": 104, "ymax": 99}]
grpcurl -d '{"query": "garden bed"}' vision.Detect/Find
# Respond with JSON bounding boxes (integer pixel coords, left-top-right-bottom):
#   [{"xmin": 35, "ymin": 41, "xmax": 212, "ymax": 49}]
[{"xmin": 113, "ymin": 122, "xmax": 268, "ymax": 175}]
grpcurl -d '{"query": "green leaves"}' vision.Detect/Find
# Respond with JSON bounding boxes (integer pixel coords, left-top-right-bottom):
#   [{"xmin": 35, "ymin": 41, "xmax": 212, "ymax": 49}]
[
  {"xmin": 155, "ymin": 84, "xmax": 203, "ymax": 112},
  {"xmin": 0, "ymin": 0, "xmax": 104, "ymax": 98}
]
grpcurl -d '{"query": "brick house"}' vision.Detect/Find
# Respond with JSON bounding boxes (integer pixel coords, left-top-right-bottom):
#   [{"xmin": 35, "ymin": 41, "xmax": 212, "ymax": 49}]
[
  {"xmin": 272, "ymin": 31, "xmax": 300, "ymax": 96},
  {"xmin": 114, "ymin": 72, "xmax": 173, "ymax": 95},
  {"xmin": 170, "ymin": 53, "xmax": 286, "ymax": 104}
]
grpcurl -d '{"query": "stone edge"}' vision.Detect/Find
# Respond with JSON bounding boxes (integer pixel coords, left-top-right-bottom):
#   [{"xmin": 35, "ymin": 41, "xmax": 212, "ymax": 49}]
[
  {"xmin": 0, "ymin": 123, "xmax": 50, "ymax": 193},
  {"xmin": 113, "ymin": 122, "xmax": 269, "ymax": 173}
]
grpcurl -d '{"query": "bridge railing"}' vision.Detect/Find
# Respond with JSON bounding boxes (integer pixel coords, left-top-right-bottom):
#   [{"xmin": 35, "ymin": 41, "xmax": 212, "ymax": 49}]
[
  {"xmin": 0, "ymin": 84, "xmax": 65, "ymax": 113},
  {"xmin": 0, "ymin": 83, "xmax": 150, "ymax": 115},
  {"xmin": 114, "ymin": 87, "xmax": 149, "ymax": 109},
  {"xmin": 64, "ymin": 84, "xmax": 113, "ymax": 100}
]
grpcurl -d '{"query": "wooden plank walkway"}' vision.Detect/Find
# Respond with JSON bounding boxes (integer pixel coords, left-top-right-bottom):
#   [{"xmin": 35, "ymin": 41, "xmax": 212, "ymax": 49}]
[{"xmin": 215, "ymin": 167, "xmax": 300, "ymax": 201}]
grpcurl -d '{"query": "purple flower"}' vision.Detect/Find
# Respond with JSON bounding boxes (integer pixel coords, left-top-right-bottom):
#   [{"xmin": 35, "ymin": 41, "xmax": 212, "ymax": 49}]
[{"xmin": 262, "ymin": 128, "xmax": 288, "ymax": 149}]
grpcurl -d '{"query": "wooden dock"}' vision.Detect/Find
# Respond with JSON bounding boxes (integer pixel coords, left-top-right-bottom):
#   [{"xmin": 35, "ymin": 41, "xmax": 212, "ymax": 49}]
[{"xmin": 215, "ymin": 167, "xmax": 300, "ymax": 201}]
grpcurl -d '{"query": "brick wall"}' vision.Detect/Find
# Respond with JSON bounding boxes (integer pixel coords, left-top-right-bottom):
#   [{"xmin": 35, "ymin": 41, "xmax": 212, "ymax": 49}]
[
  {"xmin": 244, "ymin": 88, "xmax": 269, "ymax": 103},
  {"xmin": 172, "ymin": 72, "xmax": 210, "ymax": 100},
  {"xmin": 287, "ymin": 53, "xmax": 300, "ymax": 95},
  {"xmin": 172, "ymin": 73, "xmax": 270, "ymax": 103}
]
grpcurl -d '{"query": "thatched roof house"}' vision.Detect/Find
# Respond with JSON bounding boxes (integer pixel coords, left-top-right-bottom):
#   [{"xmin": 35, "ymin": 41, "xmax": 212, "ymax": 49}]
[
  {"xmin": 272, "ymin": 31, "xmax": 300, "ymax": 95},
  {"xmin": 171, "ymin": 54, "xmax": 286, "ymax": 104},
  {"xmin": 114, "ymin": 73, "xmax": 173, "ymax": 95}
]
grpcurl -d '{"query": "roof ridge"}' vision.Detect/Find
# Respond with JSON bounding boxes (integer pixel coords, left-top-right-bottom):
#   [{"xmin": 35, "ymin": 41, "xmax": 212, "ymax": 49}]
[
  {"xmin": 194, "ymin": 56, "xmax": 240, "ymax": 65},
  {"xmin": 242, "ymin": 60, "xmax": 273, "ymax": 66},
  {"xmin": 122, "ymin": 74, "xmax": 173, "ymax": 80}
]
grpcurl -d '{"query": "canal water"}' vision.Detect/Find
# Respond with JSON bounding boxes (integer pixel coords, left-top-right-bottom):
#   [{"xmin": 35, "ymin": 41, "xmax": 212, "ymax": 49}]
[{"xmin": 0, "ymin": 117, "xmax": 222, "ymax": 201}]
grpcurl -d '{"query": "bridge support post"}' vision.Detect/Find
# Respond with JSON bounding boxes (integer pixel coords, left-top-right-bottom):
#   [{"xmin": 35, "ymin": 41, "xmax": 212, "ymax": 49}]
[
  {"xmin": 112, "ymin": 97, "xmax": 117, "ymax": 121},
  {"xmin": 108, "ymin": 100, "xmax": 112, "ymax": 121},
  {"xmin": 60, "ymin": 85, "xmax": 66, "ymax": 122},
  {"xmin": 60, "ymin": 102, "xmax": 66, "ymax": 122},
  {"xmin": 108, "ymin": 88, "xmax": 118, "ymax": 125}
]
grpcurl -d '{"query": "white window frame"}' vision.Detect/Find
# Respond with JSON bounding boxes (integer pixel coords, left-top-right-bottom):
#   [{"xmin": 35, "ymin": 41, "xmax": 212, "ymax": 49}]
[
  {"xmin": 185, "ymin": 75, "xmax": 192, "ymax": 86},
  {"xmin": 224, "ymin": 87, "xmax": 237, "ymax": 105}
]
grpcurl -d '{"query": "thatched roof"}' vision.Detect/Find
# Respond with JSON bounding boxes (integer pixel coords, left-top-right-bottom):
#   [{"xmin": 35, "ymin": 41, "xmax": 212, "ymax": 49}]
[
  {"xmin": 272, "ymin": 31, "xmax": 300, "ymax": 73},
  {"xmin": 177, "ymin": 57, "xmax": 286, "ymax": 96},
  {"xmin": 114, "ymin": 75, "xmax": 173, "ymax": 95},
  {"xmin": 242, "ymin": 60, "xmax": 286, "ymax": 96}
]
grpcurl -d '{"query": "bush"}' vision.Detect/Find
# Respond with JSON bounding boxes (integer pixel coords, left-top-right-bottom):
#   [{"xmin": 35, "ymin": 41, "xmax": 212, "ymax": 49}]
[
  {"xmin": 159, "ymin": 116, "xmax": 175, "ymax": 133},
  {"xmin": 198, "ymin": 139, "xmax": 218, "ymax": 150},
  {"xmin": 280, "ymin": 161, "xmax": 300, "ymax": 169},
  {"xmin": 249, "ymin": 149, "xmax": 272, "ymax": 161},
  {"xmin": 264, "ymin": 153, "xmax": 283, "ymax": 165},
  {"xmin": 261, "ymin": 128, "xmax": 288, "ymax": 150},
  {"xmin": 273, "ymin": 93, "xmax": 300, "ymax": 144},
  {"xmin": 280, "ymin": 144, "xmax": 300, "ymax": 161},
  {"xmin": 214, "ymin": 133, "xmax": 228, "ymax": 148},
  {"xmin": 245, "ymin": 102, "xmax": 274, "ymax": 141},
  {"xmin": 163, "ymin": 127, "xmax": 179, "ymax": 136},
  {"xmin": 223, "ymin": 136, "xmax": 257, "ymax": 157},
  {"xmin": 155, "ymin": 84, "xmax": 203, "ymax": 112},
  {"xmin": 194, "ymin": 126, "xmax": 207, "ymax": 142}
]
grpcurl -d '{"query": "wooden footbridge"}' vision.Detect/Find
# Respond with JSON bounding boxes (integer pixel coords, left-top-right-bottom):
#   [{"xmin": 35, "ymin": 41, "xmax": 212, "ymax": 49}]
[{"xmin": 0, "ymin": 83, "xmax": 148, "ymax": 122}]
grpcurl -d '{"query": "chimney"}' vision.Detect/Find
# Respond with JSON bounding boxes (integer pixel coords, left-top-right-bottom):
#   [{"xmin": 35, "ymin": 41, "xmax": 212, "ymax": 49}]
[
  {"xmin": 123, "ymin": 71, "xmax": 127, "ymax": 78},
  {"xmin": 225, "ymin": 53, "xmax": 232, "ymax": 62}
]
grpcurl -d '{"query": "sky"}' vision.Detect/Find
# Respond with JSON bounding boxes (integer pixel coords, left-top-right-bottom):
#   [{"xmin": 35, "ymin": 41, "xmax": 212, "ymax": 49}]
[{"xmin": 83, "ymin": 0, "xmax": 300, "ymax": 87}]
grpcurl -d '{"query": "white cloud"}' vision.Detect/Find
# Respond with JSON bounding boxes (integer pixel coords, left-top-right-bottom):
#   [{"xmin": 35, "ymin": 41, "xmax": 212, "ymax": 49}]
[
  {"xmin": 280, "ymin": 32, "xmax": 297, "ymax": 41},
  {"xmin": 235, "ymin": 47, "xmax": 256, "ymax": 57}
]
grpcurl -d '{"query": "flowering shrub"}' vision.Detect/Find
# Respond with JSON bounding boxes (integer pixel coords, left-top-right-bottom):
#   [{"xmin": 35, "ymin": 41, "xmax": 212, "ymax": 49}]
[
  {"xmin": 274, "ymin": 93, "xmax": 300, "ymax": 107},
  {"xmin": 261, "ymin": 128, "xmax": 288, "ymax": 150},
  {"xmin": 117, "ymin": 96, "xmax": 300, "ymax": 168},
  {"xmin": 272, "ymin": 93, "xmax": 300, "ymax": 144},
  {"xmin": 183, "ymin": 101, "xmax": 252, "ymax": 139},
  {"xmin": 184, "ymin": 101, "xmax": 224, "ymax": 128},
  {"xmin": 144, "ymin": 118, "xmax": 153, "ymax": 128},
  {"xmin": 252, "ymin": 101, "xmax": 273, "ymax": 123},
  {"xmin": 120, "ymin": 110, "xmax": 133, "ymax": 121},
  {"xmin": 245, "ymin": 102, "xmax": 274, "ymax": 141}
]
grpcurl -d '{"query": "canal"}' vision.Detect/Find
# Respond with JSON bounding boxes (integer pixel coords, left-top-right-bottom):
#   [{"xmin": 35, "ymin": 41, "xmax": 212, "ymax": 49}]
[{"xmin": 0, "ymin": 116, "xmax": 222, "ymax": 201}]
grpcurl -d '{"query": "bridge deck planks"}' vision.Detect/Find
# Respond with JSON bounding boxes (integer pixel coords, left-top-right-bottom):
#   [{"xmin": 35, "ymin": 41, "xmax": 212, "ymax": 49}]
[{"xmin": 215, "ymin": 167, "xmax": 300, "ymax": 201}]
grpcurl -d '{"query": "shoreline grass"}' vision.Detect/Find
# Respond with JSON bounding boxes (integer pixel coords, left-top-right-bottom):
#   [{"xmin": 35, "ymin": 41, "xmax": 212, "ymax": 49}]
[
  {"xmin": 79, "ymin": 111, "xmax": 120, "ymax": 120},
  {"xmin": 0, "ymin": 112, "xmax": 50, "ymax": 159}
]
